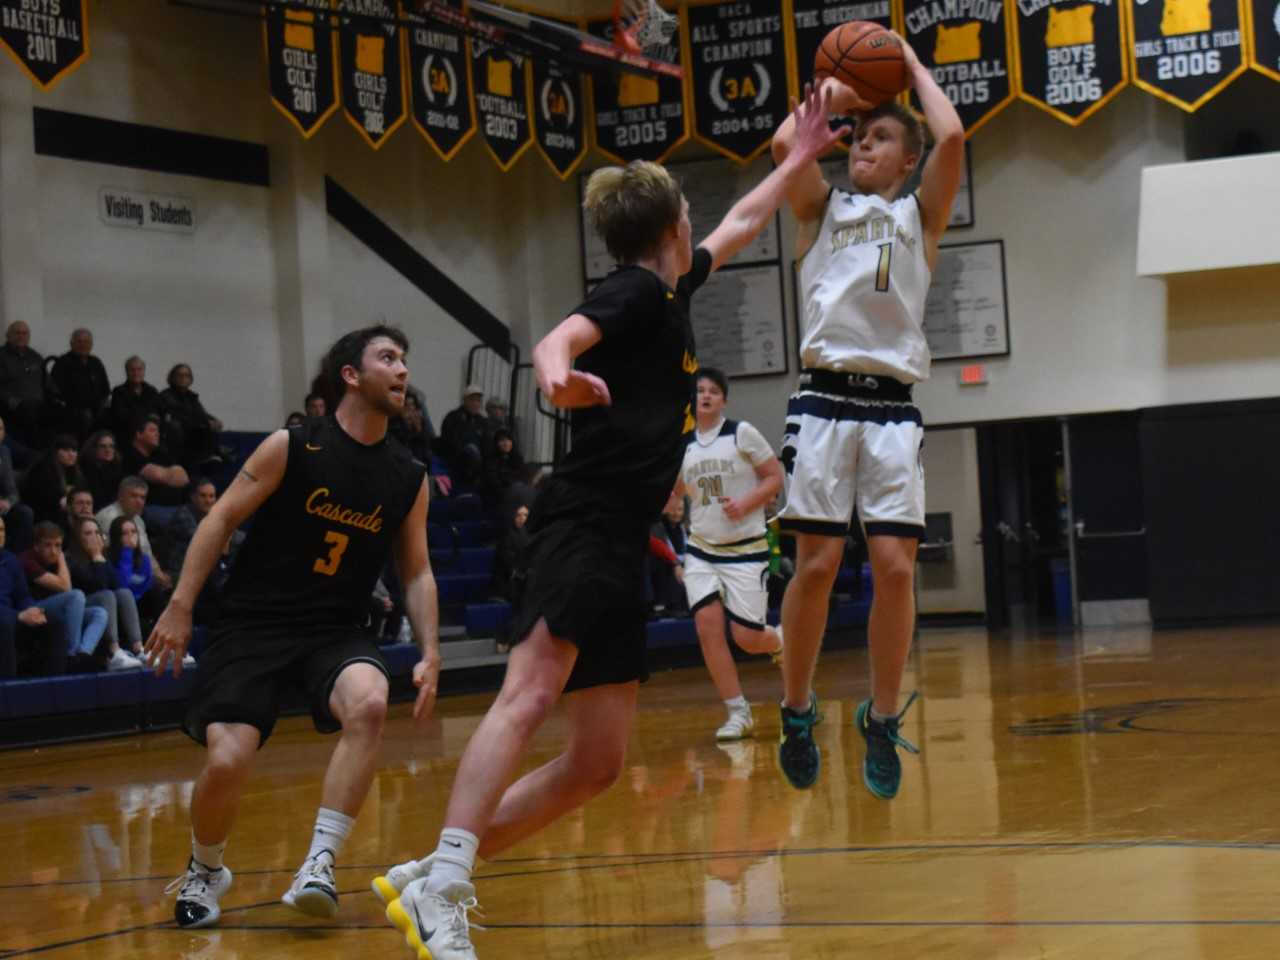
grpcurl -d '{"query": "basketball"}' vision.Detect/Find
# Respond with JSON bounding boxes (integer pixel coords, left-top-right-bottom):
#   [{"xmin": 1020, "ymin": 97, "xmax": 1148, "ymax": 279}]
[{"xmin": 814, "ymin": 22, "xmax": 908, "ymax": 106}]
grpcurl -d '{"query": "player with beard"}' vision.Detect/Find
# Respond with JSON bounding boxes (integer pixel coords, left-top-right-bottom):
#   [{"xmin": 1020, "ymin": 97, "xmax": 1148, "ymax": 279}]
[{"xmin": 145, "ymin": 325, "xmax": 440, "ymax": 929}]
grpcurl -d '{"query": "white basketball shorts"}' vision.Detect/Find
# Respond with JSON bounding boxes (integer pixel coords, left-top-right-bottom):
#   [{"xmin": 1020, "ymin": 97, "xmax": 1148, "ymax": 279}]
[
  {"xmin": 777, "ymin": 390, "xmax": 926, "ymax": 539},
  {"xmin": 684, "ymin": 548, "xmax": 770, "ymax": 630}
]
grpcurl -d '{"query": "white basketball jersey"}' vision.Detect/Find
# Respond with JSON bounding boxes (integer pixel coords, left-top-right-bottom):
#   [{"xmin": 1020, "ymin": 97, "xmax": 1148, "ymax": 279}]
[
  {"xmin": 681, "ymin": 418, "xmax": 774, "ymax": 554},
  {"xmin": 797, "ymin": 190, "xmax": 931, "ymax": 383}
]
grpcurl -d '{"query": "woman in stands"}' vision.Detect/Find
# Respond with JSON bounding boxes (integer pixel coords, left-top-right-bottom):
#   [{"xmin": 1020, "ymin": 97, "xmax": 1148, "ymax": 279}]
[
  {"xmin": 21, "ymin": 435, "xmax": 86, "ymax": 525},
  {"xmin": 67, "ymin": 515, "xmax": 143, "ymax": 669},
  {"xmin": 80, "ymin": 430, "xmax": 124, "ymax": 511}
]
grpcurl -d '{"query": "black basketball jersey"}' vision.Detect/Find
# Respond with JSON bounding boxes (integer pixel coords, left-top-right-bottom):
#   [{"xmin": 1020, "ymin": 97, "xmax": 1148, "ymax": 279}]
[{"xmin": 220, "ymin": 416, "xmax": 426, "ymax": 629}]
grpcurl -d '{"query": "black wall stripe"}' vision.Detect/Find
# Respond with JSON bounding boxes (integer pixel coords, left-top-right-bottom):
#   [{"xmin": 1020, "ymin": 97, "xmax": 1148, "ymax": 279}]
[
  {"xmin": 32, "ymin": 109, "xmax": 269, "ymax": 187},
  {"xmin": 324, "ymin": 177, "xmax": 510, "ymax": 354}
]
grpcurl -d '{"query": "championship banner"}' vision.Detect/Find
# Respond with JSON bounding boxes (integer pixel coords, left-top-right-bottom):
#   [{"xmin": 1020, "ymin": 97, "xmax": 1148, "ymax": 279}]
[
  {"xmin": 0, "ymin": 0, "xmax": 88, "ymax": 90},
  {"xmin": 405, "ymin": 0, "xmax": 475, "ymax": 160},
  {"xmin": 790, "ymin": 0, "xmax": 894, "ymax": 98},
  {"xmin": 532, "ymin": 52, "xmax": 587, "ymax": 179},
  {"xmin": 1013, "ymin": 0, "xmax": 1129, "ymax": 124},
  {"xmin": 264, "ymin": 0, "xmax": 339, "ymax": 138},
  {"xmin": 902, "ymin": 0, "xmax": 1017, "ymax": 136},
  {"xmin": 1244, "ymin": 0, "xmax": 1280, "ymax": 80},
  {"xmin": 337, "ymin": 0, "xmax": 407, "ymax": 149},
  {"xmin": 471, "ymin": 40, "xmax": 532, "ymax": 170},
  {"xmin": 682, "ymin": 0, "xmax": 791, "ymax": 163},
  {"xmin": 587, "ymin": 16, "xmax": 689, "ymax": 164},
  {"xmin": 1128, "ymin": 0, "xmax": 1247, "ymax": 109}
]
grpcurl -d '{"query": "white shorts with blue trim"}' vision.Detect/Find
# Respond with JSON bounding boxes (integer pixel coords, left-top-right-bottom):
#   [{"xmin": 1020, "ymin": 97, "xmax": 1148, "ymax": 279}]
[
  {"xmin": 777, "ymin": 390, "xmax": 926, "ymax": 540},
  {"xmin": 683, "ymin": 547, "xmax": 770, "ymax": 630}
]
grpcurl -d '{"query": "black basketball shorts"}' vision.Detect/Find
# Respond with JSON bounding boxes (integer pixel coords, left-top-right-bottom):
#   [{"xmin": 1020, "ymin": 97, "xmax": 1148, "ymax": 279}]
[
  {"xmin": 183, "ymin": 621, "xmax": 389, "ymax": 746},
  {"xmin": 510, "ymin": 479, "xmax": 651, "ymax": 693}
]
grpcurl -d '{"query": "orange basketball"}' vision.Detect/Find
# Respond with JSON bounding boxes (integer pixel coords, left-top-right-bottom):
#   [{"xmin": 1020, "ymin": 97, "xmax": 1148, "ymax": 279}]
[{"xmin": 814, "ymin": 22, "xmax": 907, "ymax": 106}]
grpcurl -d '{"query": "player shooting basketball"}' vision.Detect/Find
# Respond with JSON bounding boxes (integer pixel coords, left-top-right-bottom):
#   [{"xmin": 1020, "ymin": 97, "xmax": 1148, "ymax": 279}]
[{"xmin": 770, "ymin": 30, "xmax": 965, "ymax": 798}]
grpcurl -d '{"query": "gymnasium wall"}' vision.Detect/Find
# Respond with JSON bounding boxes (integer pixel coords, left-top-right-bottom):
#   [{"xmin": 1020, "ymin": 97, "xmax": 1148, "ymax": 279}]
[{"xmin": 0, "ymin": 1, "xmax": 584, "ymax": 432}]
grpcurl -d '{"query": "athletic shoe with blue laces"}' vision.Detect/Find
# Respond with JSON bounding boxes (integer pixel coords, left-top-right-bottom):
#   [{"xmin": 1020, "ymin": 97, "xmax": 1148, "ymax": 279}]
[{"xmin": 855, "ymin": 691, "xmax": 920, "ymax": 799}]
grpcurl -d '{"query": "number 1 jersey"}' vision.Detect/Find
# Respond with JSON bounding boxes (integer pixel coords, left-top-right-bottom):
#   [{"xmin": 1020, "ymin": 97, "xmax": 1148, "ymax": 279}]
[
  {"xmin": 219, "ymin": 417, "xmax": 426, "ymax": 629},
  {"xmin": 797, "ymin": 189, "xmax": 931, "ymax": 384}
]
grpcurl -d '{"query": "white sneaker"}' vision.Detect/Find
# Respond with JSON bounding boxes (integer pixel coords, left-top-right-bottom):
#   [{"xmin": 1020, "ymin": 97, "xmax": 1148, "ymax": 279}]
[
  {"xmin": 372, "ymin": 853, "xmax": 433, "ymax": 906},
  {"xmin": 386, "ymin": 877, "xmax": 482, "ymax": 960},
  {"xmin": 715, "ymin": 707, "xmax": 755, "ymax": 742},
  {"xmin": 282, "ymin": 854, "xmax": 338, "ymax": 918},
  {"xmin": 167, "ymin": 858, "xmax": 233, "ymax": 929},
  {"xmin": 107, "ymin": 648, "xmax": 143, "ymax": 671}
]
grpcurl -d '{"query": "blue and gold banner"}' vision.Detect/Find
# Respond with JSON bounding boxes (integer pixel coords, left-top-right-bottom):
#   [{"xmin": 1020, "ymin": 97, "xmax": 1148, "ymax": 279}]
[
  {"xmin": 337, "ymin": 0, "xmax": 407, "ymax": 149},
  {"xmin": 265, "ymin": 0, "xmax": 339, "ymax": 138},
  {"xmin": 1127, "ymin": 0, "xmax": 1247, "ymax": 110},
  {"xmin": 1013, "ymin": 0, "xmax": 1129, "ymax": 124},
  {"xmin": 901, "ymin": 0, "xmax": 1017, "ymax": 136},
  {"xmin": 0, "ymin": 0, "xmax": 87, "ymax": 90}
]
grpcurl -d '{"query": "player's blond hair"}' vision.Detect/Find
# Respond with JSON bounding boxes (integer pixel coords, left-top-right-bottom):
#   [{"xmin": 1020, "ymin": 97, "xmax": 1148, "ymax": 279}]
[
  {"xmin": 855, "ymin": 102, "xmax": 926, "ymax": 159},
  {"xmin": 583, "ymin": 161, "xmax": 683, "ymax": 265}
]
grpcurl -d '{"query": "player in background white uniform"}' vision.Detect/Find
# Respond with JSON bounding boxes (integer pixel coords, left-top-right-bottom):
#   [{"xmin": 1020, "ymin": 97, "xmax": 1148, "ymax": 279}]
[
  {"xmin": 770, "ymin": 35, "xmax": 964, "ymax": 797},
  {"xmin": 672, "ymin": 367, "xmax": 784, "ymax": 742}
]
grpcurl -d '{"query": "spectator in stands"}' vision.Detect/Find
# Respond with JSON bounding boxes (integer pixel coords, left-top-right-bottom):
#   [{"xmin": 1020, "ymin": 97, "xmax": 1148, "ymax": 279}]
[
  {"xmin": 0, "ymin": 515, "xmax": 57, "ymax": 677},
  {"xmin": 0, "ymin": 321, "xmax": 46, "ymax": 448},
  {"xmin": 166, "ymin": 477, "xmax": 243, "ymax": 576},
  {"xmin": 500, "ymin": 462, "xmax": 541, "ymax": 529},
  {"xmin": 160, "ymin": 362, "xmax": 224, "ymax": 470},
  {"xmin": 63, "ymin": 487, "xmax": 96, "ymax": 539},
  {"xmin": 109, "ymin": 356, "xmax": 163, "ymax": 444},
  {"xmin": 285, "ymin": 411, "xmax": 306, "ymax": 428},
  {"xmin": 485, "ymin": 395, "xmax": 509, "ymax": 433},
  {"xmin": 440, "ymin": 383, "xmax": 488, "ymax": 487},
  {"xmin": 122, "ymin": 415, "xmax": 188, "ymax": 507},
  {"xmin": 80, "ymin": 429, "xmax": 124, "ymax": 510},
  {"xmin": 481, "ymin": 427, "xmax": 524, "ymax": 506},
  {"xmin": 67, "ymin": 515, "xmax": 144, "ymax": 669},
  {"xmin": 108, "ymin": 516, "xmax": 181, "ymax": 640},
  {"xmin": 305, "ymin": 392, "xmax": 326, "ymax": 418},
  {"xmin": 646, "ymin": 494, "xmax": 688, "ymax": 616},
  {"xmin": 50, "ymin": 328, "xmax": 110, "ymax": 441},
  {"xmin": 490, "ymin": 503, "xmax": 530, "ymax": 603},
  {"xmin": 393, "ymin": 390, "xmax": 432, "ymax": 463},
  {"xmin": 96, "ymin": 476, "xmax": 172, "ymax": 591},
  {"xmin": 0, "ymin": 416, "xmax": 34, "ymax": 554},
  {"xmin": 21, "ymin": 435, "xmax": 86, "ymax": 526},
  {"xmin": 22, "ymin": 521, "xmax": 109, "ymax": 672}
]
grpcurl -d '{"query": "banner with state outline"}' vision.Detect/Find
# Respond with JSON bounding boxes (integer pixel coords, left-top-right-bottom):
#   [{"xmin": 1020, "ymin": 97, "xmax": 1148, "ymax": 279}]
[
  {"xmin": 1013, "ymin": 0, "xmax": 1131, "ymax": 124},
  {"xmin": 471, "ymin": 38, "xmax": 533, "ymax": 170},
  {"xmin": 264, "ymin": 0, "xmax": 340, "ymax": 138},
  {"xmin": 337, "ymin": 0, "xmax": 408, "ymax": 149},
  {"xmin": 1126, "ymin": 0, "xmax": 1247, "ymax": 110}
]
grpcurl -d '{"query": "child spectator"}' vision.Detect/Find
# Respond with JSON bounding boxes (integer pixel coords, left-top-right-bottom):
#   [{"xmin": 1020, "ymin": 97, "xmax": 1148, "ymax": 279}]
[
  {"xmin": 481, "ymin": 428, "xmax": 524, "ymax": 506},
  {"xmin": 66, "ymin": 515, "xmax": 143, "ymax": 670},
  {"xmin": 491, "ymin": 503, "xmax": 530, "ymax": 603},
  {"xmin": 21, "ymin": 521, "xmax": 109, "ymax": 672}
]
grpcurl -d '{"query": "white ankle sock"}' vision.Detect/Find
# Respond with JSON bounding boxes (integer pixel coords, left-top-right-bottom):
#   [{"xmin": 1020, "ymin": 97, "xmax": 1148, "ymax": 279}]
[
  {"xmin": 724, "ymin": 695, "xmax": 750, "ymax": 714},
  {"xmin": 192, "ymin": 833, "xmax": 226, "ymax": 871},
  {"xmin": 307, "ymin": 807, "xmax": 355, "ymax": 864},
  {"xmin": 425, "ymin": 828, "xmax": 479, "ymax": 892},
  {"xmin": 870, "ymin": 705, "xmax": 893, "ymax": 723}
]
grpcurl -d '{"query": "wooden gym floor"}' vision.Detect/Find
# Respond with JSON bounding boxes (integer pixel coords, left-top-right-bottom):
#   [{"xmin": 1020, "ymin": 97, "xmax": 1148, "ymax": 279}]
[{"xmin": 1, "ymin": 623, "xmax": 1278, "ymax": 959}]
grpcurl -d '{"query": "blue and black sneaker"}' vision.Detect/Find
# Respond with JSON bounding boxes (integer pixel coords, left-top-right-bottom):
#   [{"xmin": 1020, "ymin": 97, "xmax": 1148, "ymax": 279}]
[
  {"xmin": 777, "ymin": 693, "xmax": 821, "ymax": 789},
  {"xmin": 855, "ymin": 692, "xmax": 920, "ymax": 800}
]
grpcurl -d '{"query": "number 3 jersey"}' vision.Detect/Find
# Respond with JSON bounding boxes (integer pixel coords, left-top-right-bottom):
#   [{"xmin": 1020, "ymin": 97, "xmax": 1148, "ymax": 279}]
[
  {"xmin": 220, "ymin": 416, "xmax": 426, "ymax": 629},
  {"xmin": 681, "ymin": 418, "xmax": 776, "ymax": 556},
  {"xmin": 797, "ymin": 189, "xmax": 932, "ymax": 384}
]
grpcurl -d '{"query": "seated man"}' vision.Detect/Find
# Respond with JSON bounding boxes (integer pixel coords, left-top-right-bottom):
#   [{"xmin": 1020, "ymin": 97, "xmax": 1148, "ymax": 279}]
[
  {"xmin": 63, "ymin": 487, "xmax": 97, "ymax": 539},
  {"xmin": 438, "ymin": 384, "xmax": 488, "ymax": 488},
  {"xmin": 0, "ymin": 321, "xmax": 46, "ymax": 448},
  {"xmin": 123, "ymin": 416, "xmax": 189, "ymax": 507},
  {"xmin": 166, "ymin": 478, "xmax": 243, "ymax": 622},
  {"xmin": 304, "ymin": 392, "xmax": 326, "ymax": 418},
  {"xmin": 159, "ymin": 363, "xmax": 224, "ymax": 470},
  {"xmin": 21, "ymin": 522, "xmax": 108, "ymax": 672},
  {"xmin": 50, "ymin": 328, "xmax": 110, "ymax": 441},
  {"xmin": 109, "ymin": 356, "xmax": 164, "ymax": 445},
  {"xmin": 96, "ymin": 475, "xmax": 174, "ymax": 591},
  {"xmin": 0, "ymin": 515, "xmax": 55, "ymax": 677}
]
